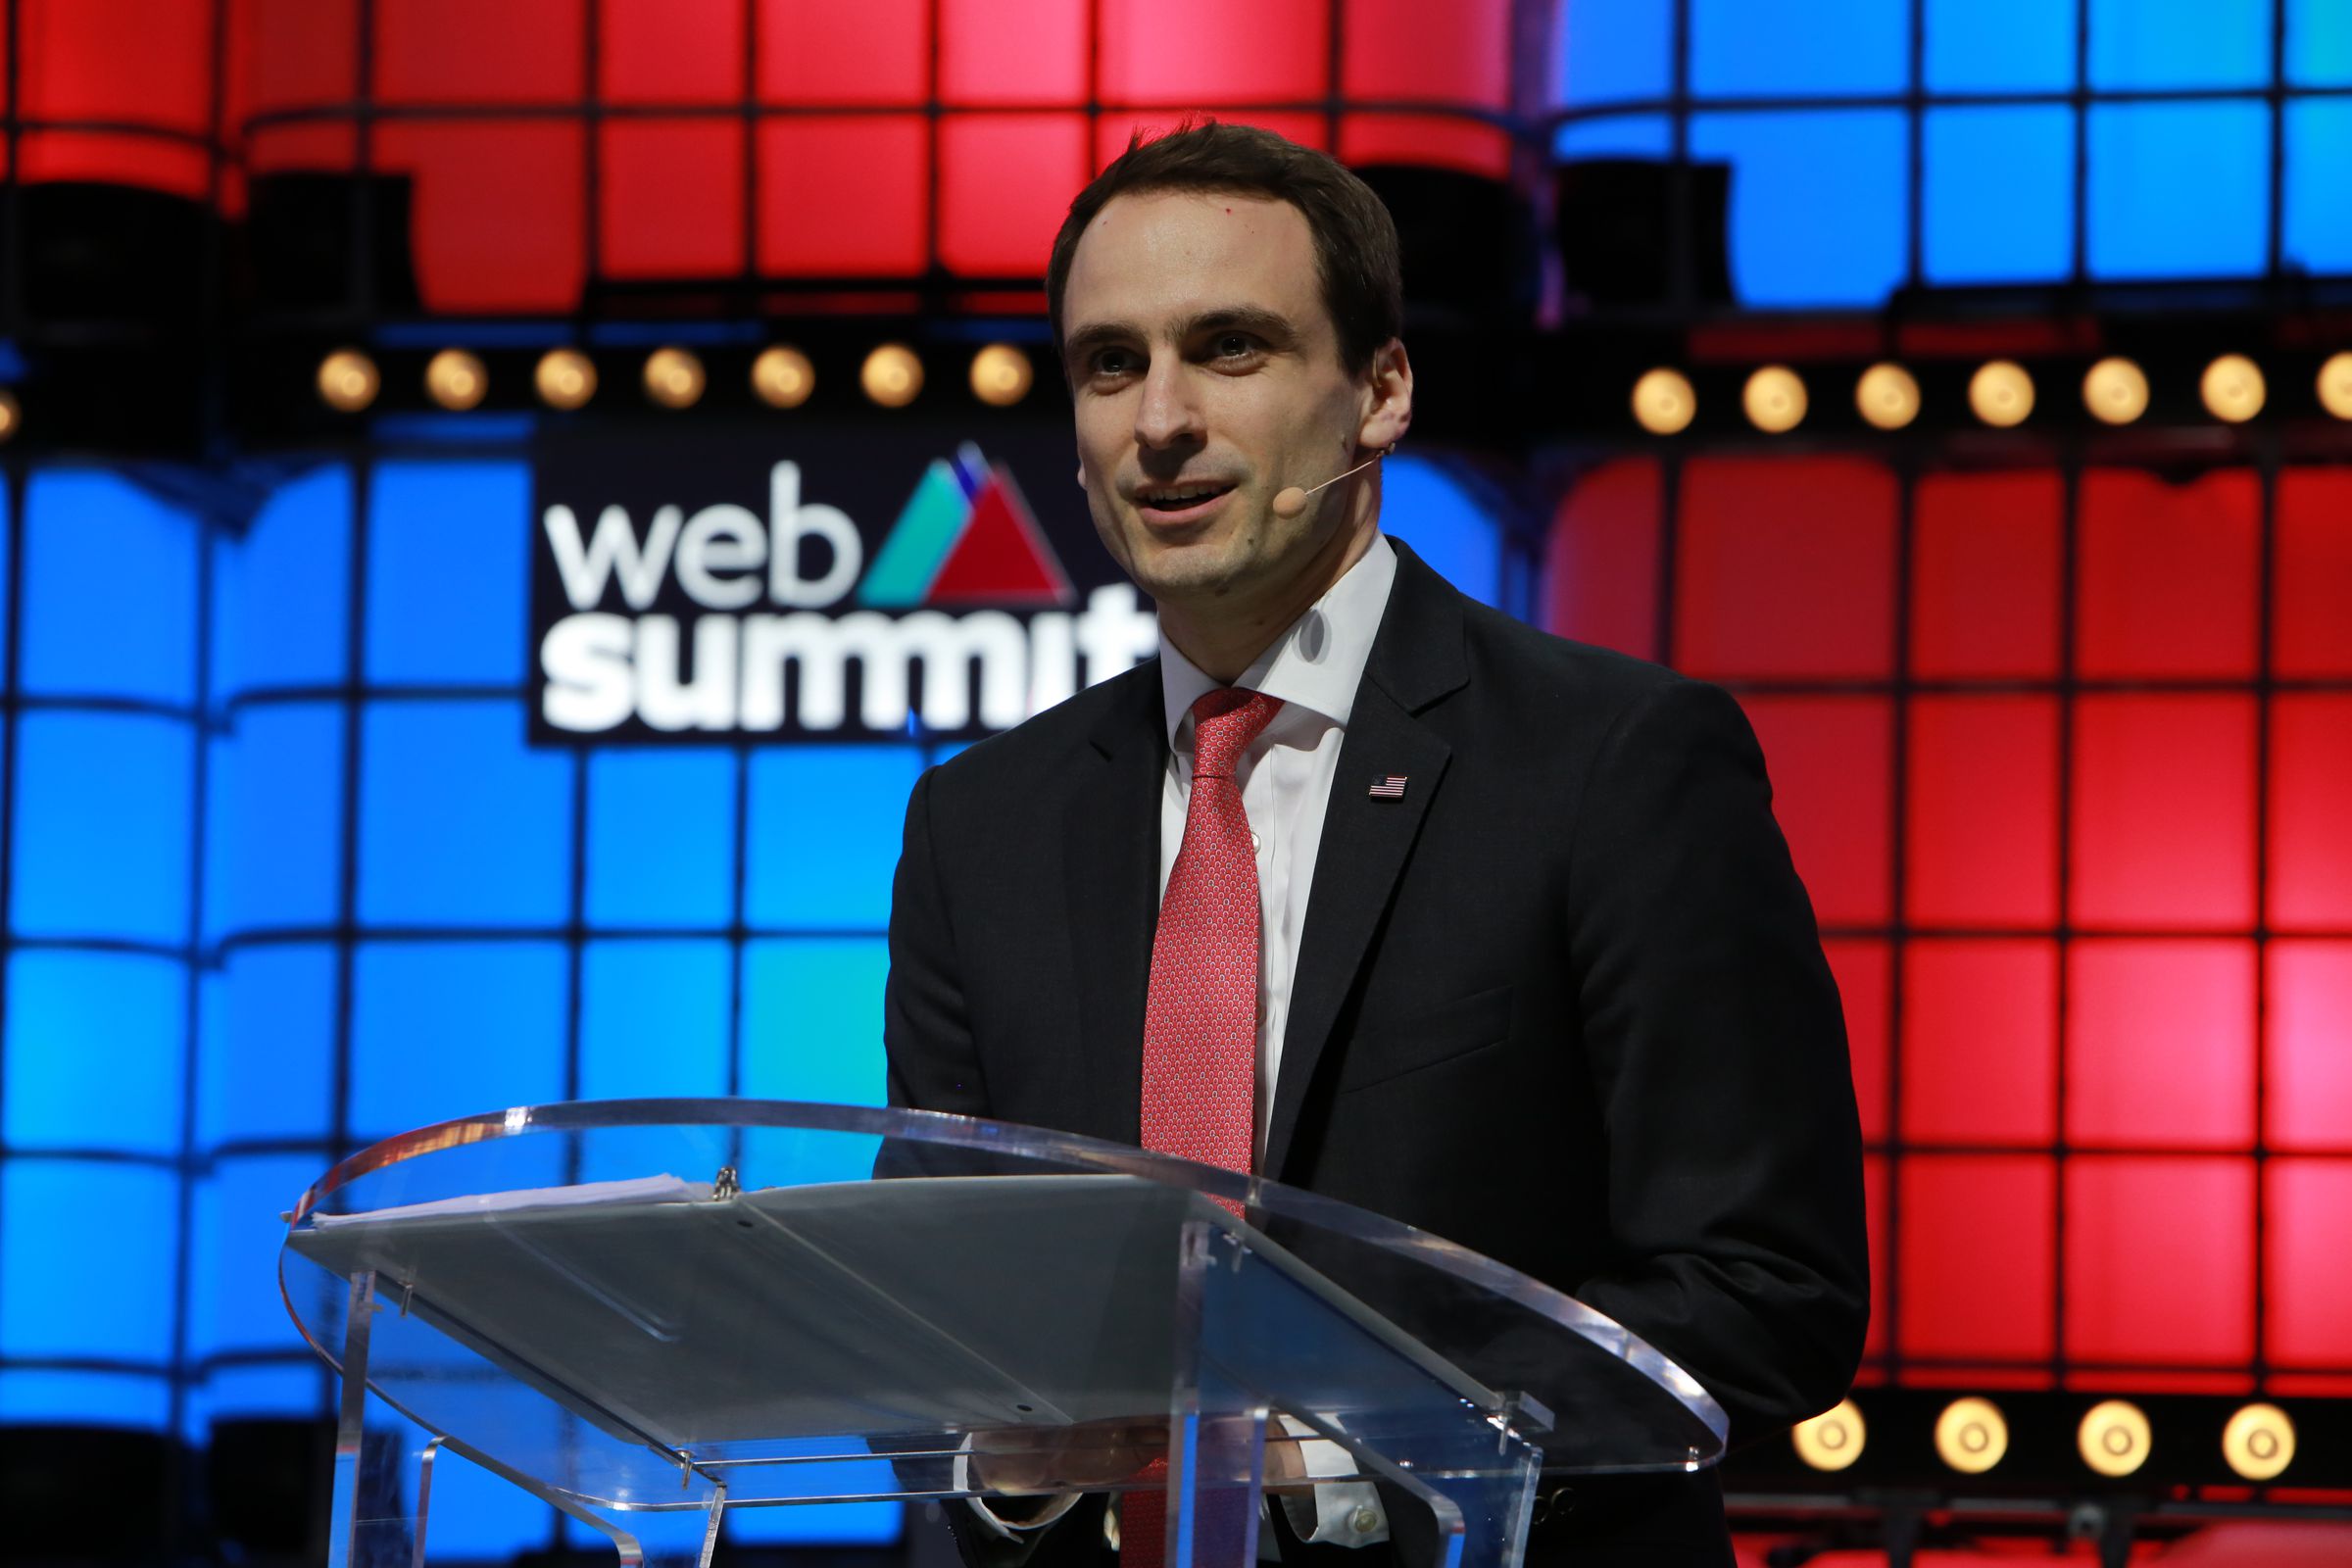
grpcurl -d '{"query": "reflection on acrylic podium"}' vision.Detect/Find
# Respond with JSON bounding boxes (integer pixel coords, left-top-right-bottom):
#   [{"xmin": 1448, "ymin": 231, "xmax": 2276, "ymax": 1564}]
[{"xmin": 280, "ymin": 1101, "xmax": 1725, "ymax": 1568}]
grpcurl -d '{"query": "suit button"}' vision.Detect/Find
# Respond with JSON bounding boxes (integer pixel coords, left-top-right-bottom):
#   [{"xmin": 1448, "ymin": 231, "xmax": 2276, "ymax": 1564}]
[{"xmin": 1348, "ymin": 1506, "xmax": 1382, "ymax": 1536}]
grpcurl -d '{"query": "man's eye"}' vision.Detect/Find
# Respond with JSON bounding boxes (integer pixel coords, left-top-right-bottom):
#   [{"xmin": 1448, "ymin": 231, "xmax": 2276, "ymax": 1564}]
[
  {"xmin": 1213, "ymin": 334, "xmax": 1257, "ymax": 358},
  {"xmin": 1091, "ymin": 349, "xmax": 1140, "ymax": 377}
]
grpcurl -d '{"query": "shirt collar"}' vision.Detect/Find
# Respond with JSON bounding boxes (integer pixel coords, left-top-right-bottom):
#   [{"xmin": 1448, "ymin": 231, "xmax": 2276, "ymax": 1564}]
[{"xmin": 1158, "ymin": 532, "xmax": 1397, "ymax": 746}]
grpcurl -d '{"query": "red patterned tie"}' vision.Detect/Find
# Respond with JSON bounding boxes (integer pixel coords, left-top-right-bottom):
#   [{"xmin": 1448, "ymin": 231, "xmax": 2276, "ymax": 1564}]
[
  {"xmin": 1129, "ymin": 687, "xmax": 1280, "ymax": 1568},
  {"xmin": 1141, "ymin": 687, "xmax": 1283, "ymax": 1174}
]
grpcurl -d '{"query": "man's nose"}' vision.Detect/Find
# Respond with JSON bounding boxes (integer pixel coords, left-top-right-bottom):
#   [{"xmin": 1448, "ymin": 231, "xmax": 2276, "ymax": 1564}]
[{"xmin": 1133, "ymin": 355, "xmax": 1203, "ymax": 449}]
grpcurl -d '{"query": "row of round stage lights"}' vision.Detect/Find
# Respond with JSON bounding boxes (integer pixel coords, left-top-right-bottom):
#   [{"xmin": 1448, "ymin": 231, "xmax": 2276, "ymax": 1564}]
[
  {"xmin": 1791, "ymin": 1396, "xmax": 2299, "ymax": 1482},
  {"xmin": 314, "ymin": 342, "xmax": 1039, "ymax": 415},
  {"xmin": 1632, "ymin": 352, "xmax": 2352, "ymax": 434}
]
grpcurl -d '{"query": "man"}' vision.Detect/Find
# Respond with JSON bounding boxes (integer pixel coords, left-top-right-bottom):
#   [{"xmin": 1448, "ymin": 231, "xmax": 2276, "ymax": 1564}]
[{"xmin": 885, "ymin": 122, "xmax": 1867, "ymax": 1567}]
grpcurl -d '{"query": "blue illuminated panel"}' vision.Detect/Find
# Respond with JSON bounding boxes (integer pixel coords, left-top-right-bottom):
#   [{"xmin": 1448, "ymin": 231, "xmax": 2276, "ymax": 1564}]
[
  {"xmin": 2088, "ymin": 102, "xmax": 2270, "ymax": 279},
  {"xmin": 1554, "ymin": 113, "xmax": 1671, "ymax": 161},
  {"xmin": 741, "ymin": 938, "xmax": 891, "ymax": 1107},
  {"xmin": 22, "ymin": 470, "xmax": 197, "ymax": 706},
  {"xmin": 2284, "ymin": 100, "xmax": 2352, "ymax": 274},
  {"xmin": 11, "ymin": 711, "xmax": 194, "ymax": 945},
  {"xmin": 585, "ymin": 750, "xmax": 736, "ymax": 929},
  {"xmin": 2, "ymin": 951, "xmax": 186, "ymax": 1155},
  {"xmin": 2090, "ymin": 0, "xmax": 2269, "ymax": 90},
  {"xmin": 746, "ymin": 747, "xmax": 923, "ymax": 932},
  {"xmin": 1925, "ymin": 107, "xmax": 2076, "ymax": 284},
  {"xmin": 0, "ymin": 1370, "xmax": 172, "ymax": 1430},
  {"xmin": 1690, "ymin": 109, "xmax": 1909, "ymax": 308},
  {"xmin": 359, "ymin": 701, "xmax": 572, "ymax": 928},
  {"xmin": 213, "ymin": 464, "xmax": 350, "ymax": 701},
  {"xmin": 1925, "ymin": 0, "xmax": 2076, "ymax": 94},
  {"xmin": 1383, "ymin": 459, "xmax": 1504, "ymax": 611},
  {"xmin": 1690, "ymin": 0, "xmax": 1906, "ymax": 97},
  {"xmin": 197, "ymin": 944, "xmax": 337, "ymax": 1149},
  {"xmin": 0, "ymin": 1161, "xmax": 179, "ymax": 1366},
  {"xmin": 1554, "ymin": 0, "xmax": 1672, "ymax": 104},
  {"xmin": 365, "ymin": 461, "xmax": 531, "ymax": 685},
  {"xmin": 204, "ymin": 702, "xmax": 343, "ymax": 941},
  {"xmin": 187, "ymin": 1155, "xmax": 322, "ymax": 1359},
  {"xmin": 2293, "ymin": 0, "xmax": 2352, "ymax": 84},
  {"xmin": 579, "ymin": 939, "xmax": 732, "ymax": 1100},
  {"xmin": 348, "ymin": 941, "xmax": 569, "ymax": 1141}
]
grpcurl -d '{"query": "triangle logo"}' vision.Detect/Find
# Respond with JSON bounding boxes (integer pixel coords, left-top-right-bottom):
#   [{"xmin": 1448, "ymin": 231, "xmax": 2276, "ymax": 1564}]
[{"xmin": 923, "ymin": 462, "xmax": 1074, "ymax": 607}]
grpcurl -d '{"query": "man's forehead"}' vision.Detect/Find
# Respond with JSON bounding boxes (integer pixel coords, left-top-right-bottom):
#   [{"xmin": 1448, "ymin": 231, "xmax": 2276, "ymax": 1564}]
[{"xmin": 1063, "ymin": 189, "xmax": 1324, "ymax": 332}]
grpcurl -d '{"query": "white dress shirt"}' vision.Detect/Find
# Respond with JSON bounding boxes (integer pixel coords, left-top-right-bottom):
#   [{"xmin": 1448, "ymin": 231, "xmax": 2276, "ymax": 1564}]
[{"xmin": 968, "ymin": 535, "xmax": 1400, "ymax": 1550}]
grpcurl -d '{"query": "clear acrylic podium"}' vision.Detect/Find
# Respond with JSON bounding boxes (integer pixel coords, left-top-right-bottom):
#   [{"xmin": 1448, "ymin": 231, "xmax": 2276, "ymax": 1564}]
[{"xmin": 280, "ymin": 1101, "xmax": 1725, "ymax": 1568}]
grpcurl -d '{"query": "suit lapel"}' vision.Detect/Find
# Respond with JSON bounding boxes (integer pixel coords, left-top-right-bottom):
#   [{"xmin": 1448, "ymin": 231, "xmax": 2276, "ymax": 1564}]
[
  {"xmin": 1063, "ymin": 666, "xmax": 1167, "ymax": 1145},
  {"xmin": 1263, "ymin": 543, "xmax": 1469, "ymax": 1178}
]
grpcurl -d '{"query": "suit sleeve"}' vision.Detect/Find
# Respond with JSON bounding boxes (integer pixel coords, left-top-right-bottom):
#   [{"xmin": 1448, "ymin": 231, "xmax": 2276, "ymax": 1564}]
[
  {"xmin": 1565, "ymin": 677, "xmax": 1870, "ymax": 1446},
  {"xmin": 884, "ymin": 765, "xmax": 994, "ymax": 1119}
]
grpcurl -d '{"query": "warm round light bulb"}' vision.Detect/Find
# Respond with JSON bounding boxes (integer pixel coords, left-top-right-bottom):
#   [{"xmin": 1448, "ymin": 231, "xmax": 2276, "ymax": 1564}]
[
  {"xmin": 535, "ymin": 349, "xmax": 597, "ymax": 411},
  {"xmin": 317, "ymin": 349, "xmax": 380, "ymax": 414},
  {"xmin": 2222, "ymin": 1403, "xmax": 2295, "ymax": 1482},
  {"xmin": 1631, "ymin": 368, "xmax": 1695, "ymax": 435},
  {"xmin": 862, "ymin": 343, "xmax": 924, "ymax": 408},
  {"xmin": 1969, "ymin": 361, "xmax": 2034, "ymax": 428},
  {"xmin": 2201, "ymin": 353, "xmax": 2265, "ymax": 423},
  {"xmin": 2082, "ymin": 358, "xmax": 2149, "ymax": 425},
  {"xmin": 0, "ymin": 388, "xmax": 20, "ymax": 442},
  {"xmin": 1854, "ymin": 363, "xmax": 1919, "ymax": 430},
  {"xmin": 2317, "ymin": 352, "xmax": 2352, "ymax": 420},
  {"xmin": 1935, "ymin": 1397, "xmax": 2008, "ymax": 1475},
  {"xmin": 424, "ymin": 349, "xmax": 488, "ymax": 411},
  {"xmin": 2078, "ymin": 1400, "xmax": 2151, "ymax": 1478},
  {"xmin": 1792, "ymin": 1399, "xmax": 1865, "ymax": 1472},
  {"xmin": 1742, "ymin": 366, "xmax": 1807, "ymax": 434},
  {"xmin": 753, "ymin": 346, "xmax": 815, "ymax": 409},
  {"xmin": 644, "ymin": 347, "xmax": 707, "ymax": 411},
  {"xmin": 970, "ymin": 344, "xmax": 1035, "ymax": 408}
]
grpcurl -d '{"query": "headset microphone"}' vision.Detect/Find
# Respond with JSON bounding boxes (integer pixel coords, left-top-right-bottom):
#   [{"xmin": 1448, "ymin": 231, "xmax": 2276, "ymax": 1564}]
[{"xmin": 1270, "ymin": 444, "xmax": 1394, "ymax": 519}]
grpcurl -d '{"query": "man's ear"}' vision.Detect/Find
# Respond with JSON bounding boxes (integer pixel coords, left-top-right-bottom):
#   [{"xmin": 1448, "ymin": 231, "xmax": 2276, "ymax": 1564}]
[{"xmin": 1356, "ymin": 337, "xmax": 1414, "ymax": 452}]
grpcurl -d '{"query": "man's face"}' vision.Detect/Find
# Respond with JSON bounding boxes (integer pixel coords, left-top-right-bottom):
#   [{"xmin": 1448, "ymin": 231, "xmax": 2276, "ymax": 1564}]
[{"xmin": 1058, "ymin": 191, "xmax": 1387, "ymax": 627}]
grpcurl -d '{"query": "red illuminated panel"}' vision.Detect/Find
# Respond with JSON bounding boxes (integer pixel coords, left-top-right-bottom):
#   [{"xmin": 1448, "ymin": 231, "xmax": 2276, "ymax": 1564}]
[
  {"xmin": 1340, "ymin": 115, "xmax": 1512, "ymax": 179},
  {"xmin": 2066, "ymin": 940, "xmax": 2255, "ymax": 1150},
  {"xmin": 2275, "ymin": 467, "xmax": 2352, "ymax": 676},
  {"xmin": 1905, "ymin": 696, "xmax": 2059, "ymax": 929},
  {"xmin": 2076, "ymin": 468, "xmax": 2260, "ymax": 679},
  {"xmin": 245, "ymin": 0, "xmax": 359, "ymax": 123},
  {"xmin": 1673, "ymin": 458, "xmax": 1896, "ymax": 679},
  {"xmin": 2267, "ymin": 941, "xmax": 2352, "ymax": 1152},
  {"xmin": 17, "ymin": 132, "xmax": 212, "ymax": 200},
  {"xmin": 1737, "ymin": 697, "xmax": 1891, "ymax": 927},
  {"xmin": 2065, "ymin": 1156, "xmax": 2254, "ymax": 1367},
  {"xmin": 1095, "ymin": 113, "xmax": 1330, "ymax": 172},
  {"xmin": 759, "ymin": 0, "xmax": 927, "ymax": 105},
  {"xmin": 2266, "ymin": 1158, "xmax": 2352, "ymax": 1371},
  {"xmin": 600, "ymin": 0, "xmax": 741, "ymax": 104},
  {"xmin": 1900, "ymin": 940, "xmax": 2057, "ymax": 1146},
  {"xmin": 2269, "ymin": 696, "xmax": 2352, "ymax": 930},
  {"xmin": 599, "ymin": 122, "xmax": 745, "ymax": 280},
  {"xmin": 2069, "ymin": 695, "xmax": 2256, "ymax": 930},
  {"xmin": 246, "ymin": 122, "xmax": 358, "ymax": 176},
  {"xmin": 1343, "ymin": 0, "xmax": 1507, "ymax": 106},
  {"xmin": 941, "ymin": 0, "xmax": 1088, "ymax": 105},
  {"xmin": 1825, "ymin": 939, "xmax": 1888, "ymax": 1144},
  {"xmin": 372, "ymin": 123, "xmax": 585, "ymax": 311},
  {"xmin": 757, "ymin": 118, "xmax": 928, "ymax": 276},
  {"xmin": 1099, "ymin": 0, "xmax": 1326, "ymax": 105},
  {"xmin": 1544, "ymin": 459, "xmax": 1660, "ymax": 661},
  {"xmin": 19, "ymin": 0, "xmax": 214, "ymax": 132},
  {"xmin": 1910, "ymin": 471, "xmax": 2062, "ymax": 680},
  {"xmin": 1898, "ymin": 1155, "xmax": 2055, "ymax": 1364},
  {"xmin": 372, "ymin": 0, "xmax": 582, "ymax": 106},
  {"xmin": 939, "ymin": 115, "xmax": 1091, "ymax": 276},
  {"xmin": 1861, "ymin": 1152, "xmax": 1889, "ymax": 1365}
]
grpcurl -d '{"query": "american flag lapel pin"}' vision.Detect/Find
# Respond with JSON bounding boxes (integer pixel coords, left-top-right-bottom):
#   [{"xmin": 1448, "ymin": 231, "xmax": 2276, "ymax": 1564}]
[{"xmin": 1368, "ymin": 774, "xmax": 1408, "ymax": 800}]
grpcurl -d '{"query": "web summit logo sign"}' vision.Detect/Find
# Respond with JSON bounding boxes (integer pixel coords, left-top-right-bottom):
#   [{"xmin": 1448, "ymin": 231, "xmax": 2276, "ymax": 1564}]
[{"xmin": 530, "ymin": 436, "xmax": 1158, "ymax": 743}]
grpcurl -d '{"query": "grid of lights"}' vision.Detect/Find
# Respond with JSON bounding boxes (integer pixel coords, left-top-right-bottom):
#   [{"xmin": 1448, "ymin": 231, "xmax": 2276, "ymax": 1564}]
[
  {"xmin": 1787, "ymin": 1397, "xmax": 2306, "ymax": 1486},
  {"xmin": 1631, "ymin": 353, "xmax": 2352, "ymax": 436},
  {"xmin": 273, "ymin": 341, "xmax": 1044, "ymax": 419}
]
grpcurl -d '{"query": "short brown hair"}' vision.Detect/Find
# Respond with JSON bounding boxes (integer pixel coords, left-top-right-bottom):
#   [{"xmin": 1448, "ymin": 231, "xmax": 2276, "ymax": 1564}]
[{"xmin": 1046, "ymin": 121, "xmax": 1404, "ymax": 376}]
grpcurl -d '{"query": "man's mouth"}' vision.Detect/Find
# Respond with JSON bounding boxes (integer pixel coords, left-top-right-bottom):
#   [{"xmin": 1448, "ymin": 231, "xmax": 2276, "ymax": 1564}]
[{"xmin": 1134, "ymin": 482, "xmax": 1238, "ymax": 516}]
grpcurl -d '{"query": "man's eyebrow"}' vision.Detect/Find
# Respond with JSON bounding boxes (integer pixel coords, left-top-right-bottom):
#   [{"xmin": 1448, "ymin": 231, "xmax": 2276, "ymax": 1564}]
[
  {"xmin": 1175, "ymin": 306, "xmax": 1300, "ymax": 346},
  {"xmin": 1061, "ymin": 320, "xmax": 1138, "ymax": 366}
]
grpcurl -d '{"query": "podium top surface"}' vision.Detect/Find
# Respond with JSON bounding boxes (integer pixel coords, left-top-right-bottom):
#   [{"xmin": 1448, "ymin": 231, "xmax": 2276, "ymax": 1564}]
[{"xmin": 280, "ymin": 1099, "xmax": 1727, "ymax": 1507}]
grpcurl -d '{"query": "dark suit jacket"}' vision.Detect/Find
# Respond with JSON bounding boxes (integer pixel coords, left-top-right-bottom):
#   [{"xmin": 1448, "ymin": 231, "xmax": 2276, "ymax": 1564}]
[{"xmin": 884, "ymin": 541, "xmax": 1869, "ymax": 1566}]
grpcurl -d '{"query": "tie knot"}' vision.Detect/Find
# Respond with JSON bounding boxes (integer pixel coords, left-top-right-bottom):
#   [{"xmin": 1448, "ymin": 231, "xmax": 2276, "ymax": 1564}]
[{"xmin": 1189, "ymin": 688, "xmax": 1282, "ymax": 778}]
